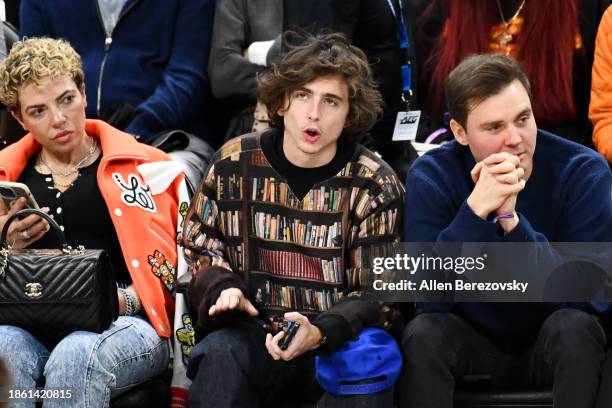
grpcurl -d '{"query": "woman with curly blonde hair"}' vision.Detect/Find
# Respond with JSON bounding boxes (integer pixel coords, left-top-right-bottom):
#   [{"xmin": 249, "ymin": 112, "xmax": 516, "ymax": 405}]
[{"xmin": 0, "ymin": 37, "xmax": 192, "ymax": 407}]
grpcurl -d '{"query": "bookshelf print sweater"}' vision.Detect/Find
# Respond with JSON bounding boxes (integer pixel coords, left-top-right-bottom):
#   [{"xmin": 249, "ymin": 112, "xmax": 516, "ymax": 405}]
[{"xmin": 182, "ymin": 132, "xmax": 404, "ymax": 351}]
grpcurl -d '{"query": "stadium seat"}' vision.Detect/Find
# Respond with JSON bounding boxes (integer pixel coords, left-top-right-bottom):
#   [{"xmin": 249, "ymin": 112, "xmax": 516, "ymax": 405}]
[{"xmin": 3, "ymin": 21, "xmax": 18, "ymax": 51}]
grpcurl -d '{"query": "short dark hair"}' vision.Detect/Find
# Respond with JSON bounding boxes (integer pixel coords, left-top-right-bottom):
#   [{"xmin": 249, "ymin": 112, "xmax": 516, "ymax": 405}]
[
  {"xmin": 257, "ymin": 32, "xmax": 382, "ymax": 134},
  {"xmin": 445, "ymin": 54, "xmax": 532, "ymax": 129}
]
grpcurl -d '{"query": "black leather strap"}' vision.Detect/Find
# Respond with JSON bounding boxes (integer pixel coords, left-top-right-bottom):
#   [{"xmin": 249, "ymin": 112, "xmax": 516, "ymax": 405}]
[{"xmin": 0, "ymin": 208, "xmax": 69, "ymax": 250}]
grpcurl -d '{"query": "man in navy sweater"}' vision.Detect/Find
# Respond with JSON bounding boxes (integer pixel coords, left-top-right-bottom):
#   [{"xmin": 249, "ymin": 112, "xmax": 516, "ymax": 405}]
[{"xmin": 400, "ymin": 54, "xmax": 612, "ymax": 408}]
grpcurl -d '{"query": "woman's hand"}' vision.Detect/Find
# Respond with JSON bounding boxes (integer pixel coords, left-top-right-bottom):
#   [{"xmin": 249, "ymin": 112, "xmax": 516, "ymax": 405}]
[{"xmin": 0, "ymin": 198, "xmax": 49, "ymax": 249}]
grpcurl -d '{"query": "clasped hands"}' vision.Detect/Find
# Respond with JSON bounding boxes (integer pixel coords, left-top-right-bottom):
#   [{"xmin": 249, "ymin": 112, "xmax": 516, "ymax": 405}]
[
  {"xmin": 209, "ymin": 287, "xmax": 324, "ymax": 361},
  {"xmin": 467, "ymin": 152, "xmax": 526, "ymax": 233}
]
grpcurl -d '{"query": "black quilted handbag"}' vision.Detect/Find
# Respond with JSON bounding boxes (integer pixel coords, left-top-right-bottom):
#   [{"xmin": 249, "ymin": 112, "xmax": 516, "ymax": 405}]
[{"xmin": 0, "ymin": 209, "xmax": 118, "ymax": 334}]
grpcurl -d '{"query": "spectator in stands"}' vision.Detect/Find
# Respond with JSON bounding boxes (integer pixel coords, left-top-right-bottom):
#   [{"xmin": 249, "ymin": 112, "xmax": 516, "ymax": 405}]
[
  {"xmin": 209, "ymin": 0, "xmax": 417, "ymax": 178},
  {"xmin": 592, "ymin": 6, "xmax": 612, "ymax": 383},
  {"xmin": 207, "ymin": 0, "xmax": 283, "ymax": 138},
  {"xmin": 590, "ymin": 4, "xmax": 612, "ymax": 164},
  {"xmin": 0, "ymin": 17, "xmax": 26, "ymax": 149},
  {"xmin": 410, "ymin": 0, "xmax": 610, "ymax": 146},
  {"xmin": 182, "ymin": 33, "xmax": 404, "ymax": 407},
  {"xmin": 19, "ymin": 0, "xmax": 214, "ymax": 143},
  {"xmin": 0, "ymin": 38, "xmax": 192, "ymax": 407},
  {"xmin": 401, "ymin": 54, "xmax": 612, "ymax": 408}
]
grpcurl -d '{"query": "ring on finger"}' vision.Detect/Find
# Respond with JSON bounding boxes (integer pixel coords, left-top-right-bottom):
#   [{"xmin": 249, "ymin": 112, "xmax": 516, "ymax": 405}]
[{"xmin": 20, "ymin": 229, "xmax": 31, "ymax": 240}]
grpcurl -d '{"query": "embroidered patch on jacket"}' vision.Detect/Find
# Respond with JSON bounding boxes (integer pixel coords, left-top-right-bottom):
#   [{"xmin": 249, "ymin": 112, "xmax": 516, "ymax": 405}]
[
  {"xmin": 147, "ymin": 250, "xmax": 176, "ymax": 293},
  {"xmin": 179, "ymin": 202, "xmax": 189, "ymax": 228},
  {"xmin": 113, "ymin": 173, "xmax": 157, "ymax": 212},
  {"xmin": 176, "ymin": 314, "xmax": 196, "ymax": 364}
]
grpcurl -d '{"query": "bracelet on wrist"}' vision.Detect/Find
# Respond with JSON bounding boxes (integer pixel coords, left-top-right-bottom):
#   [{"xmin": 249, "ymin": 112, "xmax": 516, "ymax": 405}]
[
  {"xmin": 118, "ymin": 288, "xmax": 141, "ymax": 316},
  {"xmin": 492, "ymin": 212, "xmax": 514, "ymax": 223}
]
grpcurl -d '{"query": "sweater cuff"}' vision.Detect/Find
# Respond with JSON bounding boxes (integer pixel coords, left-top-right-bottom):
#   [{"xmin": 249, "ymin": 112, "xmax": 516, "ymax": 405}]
[
  {"xmin": 312, "ymin": 313, "xmax": 353, "ymax": 354},
  {"xmin": 205, "ymin": 278, "xmax": 246, "ymax": 309},
  {"xmin": 502, "ymin": 212, "xmax": 538, "ymax": 242},
  {"xmin": 442, "ymin": 201, "xmax": 499, "ymax": 241},
  {"xmin": 247, "ymin": 40, "xmax": 275, "ymax": 66},
  {"xmin": 187, "ymin": 266, "xmax": 247, "ymax": 330}
]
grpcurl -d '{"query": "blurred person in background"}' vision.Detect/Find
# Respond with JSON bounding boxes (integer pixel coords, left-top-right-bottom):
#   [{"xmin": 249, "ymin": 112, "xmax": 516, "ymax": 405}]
[
  {"xmin": 19, "ymin": 0, "xmax": 215, "ymax": 144},
  {"xmin": 589, "ymin": 4, "xmax": 612, "ymax": 165},
  {"xmin": 409, "ymin": 0, "xmax": 610, "ymax": 146},
  {"xmin": 209, "ymin": 0, "xmax": 417, "ymax": 178}
]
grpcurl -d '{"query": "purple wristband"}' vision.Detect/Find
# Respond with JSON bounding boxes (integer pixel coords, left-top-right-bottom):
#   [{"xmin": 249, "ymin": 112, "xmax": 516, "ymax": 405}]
[
  {"xmin": 425, "ymin": 128, "xmax": 448, "ymax": 144},
  {"xmin": 492, "ymin": 212, "xmax": 515, "ymax": 223}
]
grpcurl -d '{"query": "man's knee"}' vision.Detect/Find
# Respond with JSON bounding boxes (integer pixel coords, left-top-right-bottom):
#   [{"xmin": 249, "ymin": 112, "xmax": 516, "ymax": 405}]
[
  {"xmin": 194, "ymin": 328, "xmax": 250, "ymax": 357},
  {"xmin": 540, "ymin": 308, "xmax": 606, "ymax": 351},
  {"xmin": 401, "ymin": 313, "xmax": 454, "ymax": 359},
  {"xmin": 188, "ymin": 328, "xmax": 253, "ymax": 379}
]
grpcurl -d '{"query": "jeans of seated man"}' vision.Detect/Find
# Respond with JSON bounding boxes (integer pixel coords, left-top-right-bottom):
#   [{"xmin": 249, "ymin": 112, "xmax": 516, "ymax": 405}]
[
  {"xmin": 398, "ymin": 309, "xmax": 606, "ymax": 408},
  {"xmin": 187, "ymin": 318, "xmax": 394, "ymax": 408},
  {"xmin": 0, "ymin": 316, "xmax": 169, "ymax": 408}
]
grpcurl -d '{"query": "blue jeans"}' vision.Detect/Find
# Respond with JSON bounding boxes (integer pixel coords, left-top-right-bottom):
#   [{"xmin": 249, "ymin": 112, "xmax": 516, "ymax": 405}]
[{"xmin": 0, "ymin": 316, "xmax": 169, "ymax": 408}]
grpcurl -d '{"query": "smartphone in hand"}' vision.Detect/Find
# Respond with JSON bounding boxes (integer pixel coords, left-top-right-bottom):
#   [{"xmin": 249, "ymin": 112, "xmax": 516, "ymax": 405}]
[
  {"xmin": 278, "ymin": 321, "xmax": 301, "ymax": 351},
  {"xmin": 0, "ymin": 181, "xmax": 40, "ymax": 213}
]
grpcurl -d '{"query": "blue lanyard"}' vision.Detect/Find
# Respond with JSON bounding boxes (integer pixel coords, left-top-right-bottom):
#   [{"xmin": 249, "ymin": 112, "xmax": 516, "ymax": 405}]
[
  {"xmin": 385, "ymin": 0, "xmax": 409, "ymax": 49},
  {"xmin": 386, "ymin": 0, "xmax": 413, "ymax": 105}
]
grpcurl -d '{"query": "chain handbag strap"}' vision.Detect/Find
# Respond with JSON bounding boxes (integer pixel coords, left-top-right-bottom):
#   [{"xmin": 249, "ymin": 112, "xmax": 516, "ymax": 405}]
[
  {"xmin": 0, "ymin": 247, "xmax": 7, "ymax": 279},
  {"xmin": 0, "ymin": 208, "xmax": 85, "ymax": 279}
]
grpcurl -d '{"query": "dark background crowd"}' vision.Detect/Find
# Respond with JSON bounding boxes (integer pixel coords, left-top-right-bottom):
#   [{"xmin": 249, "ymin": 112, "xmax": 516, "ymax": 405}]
[
  {"xmin": 0, "ymin": 1, "xmax": 612, "ymax": 407},
  {"xmin": 2, "ymin": 0, "xmax": 610, "ymax": 180}
]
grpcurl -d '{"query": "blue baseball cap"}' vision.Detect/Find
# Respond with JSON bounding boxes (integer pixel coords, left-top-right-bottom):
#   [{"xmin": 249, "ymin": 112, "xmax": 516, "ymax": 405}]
[{"xmin": 315, "ymin": 327, "xmax": 402, "ymax": 395}]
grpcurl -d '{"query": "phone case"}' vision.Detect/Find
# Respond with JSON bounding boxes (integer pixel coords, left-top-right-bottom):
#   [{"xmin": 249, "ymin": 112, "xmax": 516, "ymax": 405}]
[
  {"xmin": 0, "ymin": 181, "xmax": 40, "ymax": 211},
  {"xmin": 279, "ymin": 321, "xmax": 301, "ymax": 351}
]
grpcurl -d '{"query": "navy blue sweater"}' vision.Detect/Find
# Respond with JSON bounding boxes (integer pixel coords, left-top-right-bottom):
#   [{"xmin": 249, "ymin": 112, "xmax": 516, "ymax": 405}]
[
  {"xmin": 404, "ymin": 130, "xmax": 612, "ymax": 345},
  {"xmin": 20, "ymin": 0, "xmax": 214, "ymax": 141}
]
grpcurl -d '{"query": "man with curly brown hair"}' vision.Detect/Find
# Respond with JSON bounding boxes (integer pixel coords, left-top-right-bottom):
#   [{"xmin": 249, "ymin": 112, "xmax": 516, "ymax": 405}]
[{"xmin": 181, "ymin": 33, "xmax": 404, "ymax": 407}]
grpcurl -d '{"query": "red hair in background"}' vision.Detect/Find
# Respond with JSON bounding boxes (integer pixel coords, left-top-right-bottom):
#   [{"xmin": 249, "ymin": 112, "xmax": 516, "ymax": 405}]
[{"xmin": 424, "ymin": 0, "xmax": 581, "ymax": 126}]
